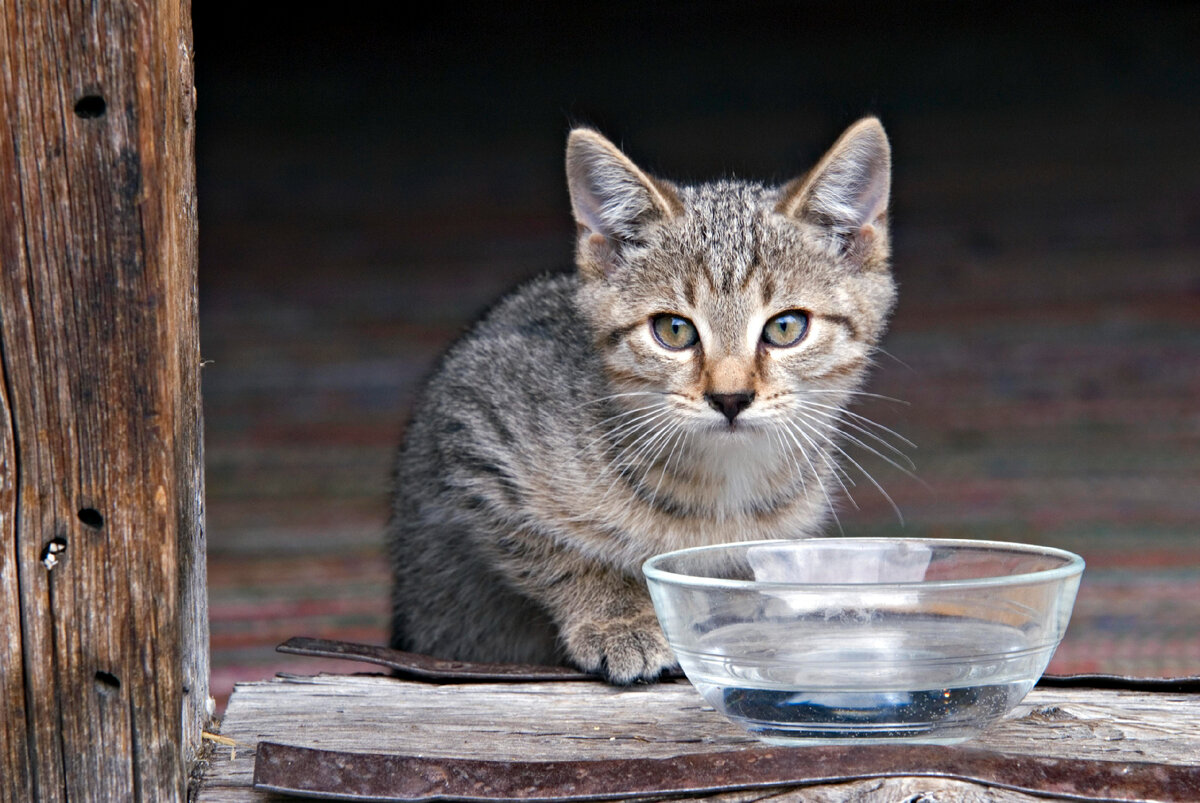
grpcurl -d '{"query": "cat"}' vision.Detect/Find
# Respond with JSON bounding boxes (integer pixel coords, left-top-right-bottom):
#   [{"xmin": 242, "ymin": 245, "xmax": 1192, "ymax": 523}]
[{"xmin": 387, "ymin": 117, "xmax": 897, "ymax": 684}]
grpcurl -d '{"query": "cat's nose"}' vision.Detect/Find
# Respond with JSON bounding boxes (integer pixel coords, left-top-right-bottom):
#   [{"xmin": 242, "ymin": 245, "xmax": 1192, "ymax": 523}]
[{"xmin": 706, "ymin": 391, "xmax": 755, "ymax": 424}]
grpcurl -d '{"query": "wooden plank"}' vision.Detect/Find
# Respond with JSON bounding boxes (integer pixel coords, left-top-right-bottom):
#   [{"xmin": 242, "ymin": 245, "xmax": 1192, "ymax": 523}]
[
  {"xmin": 0, "ymin": 1, "xmax": 204, "ymax": 800},
  {"xmin": 0, "ymin": 318, "xmax": 31, "ymax": 803},
  {"xmin": 196, "ymin": 674, "xmax": 1200, "ymax": 802}
]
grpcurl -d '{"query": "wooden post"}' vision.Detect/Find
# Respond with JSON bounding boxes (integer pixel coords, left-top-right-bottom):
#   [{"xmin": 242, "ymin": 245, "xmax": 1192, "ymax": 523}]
[{"xmin": 0, "ymin": 1, "xmax": 206, "ymax": 800}]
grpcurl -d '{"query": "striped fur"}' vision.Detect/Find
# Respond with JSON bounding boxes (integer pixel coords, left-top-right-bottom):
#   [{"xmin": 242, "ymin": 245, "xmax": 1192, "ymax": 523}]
[{"xmin": 387, "ymin": 119, "xmax": 897, "ymax": 683}]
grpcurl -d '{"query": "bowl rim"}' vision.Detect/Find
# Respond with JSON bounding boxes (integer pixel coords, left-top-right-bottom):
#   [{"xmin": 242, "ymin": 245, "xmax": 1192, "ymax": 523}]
[{"xmin": 642, "ymin": 537, "xmax": 1085, "ymax": 591}]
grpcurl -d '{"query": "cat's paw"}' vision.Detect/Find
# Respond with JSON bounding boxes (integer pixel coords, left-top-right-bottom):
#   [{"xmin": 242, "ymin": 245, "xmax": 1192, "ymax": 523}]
[{"xmin": 563, "ymin": 614, "xmax": 678, "ymax": 685}]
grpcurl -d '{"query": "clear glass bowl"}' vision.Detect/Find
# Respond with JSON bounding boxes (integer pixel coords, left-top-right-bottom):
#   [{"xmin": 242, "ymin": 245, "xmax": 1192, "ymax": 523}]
[{"xmin": 643, "ymin": 538, "xmax": 1084, "ymax": 745}]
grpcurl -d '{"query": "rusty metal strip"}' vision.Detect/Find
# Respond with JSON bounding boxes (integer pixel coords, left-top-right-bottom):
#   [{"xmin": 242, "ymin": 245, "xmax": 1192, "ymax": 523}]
[
  {"xmin": 276, "ymin": 637, "xmax": 598, "ymax": 682},
  {"xmin": 254, "ymin": 741, "xmax": 1200, "ymax": 802},
  {"xmin": 1036, "ymin": 673, "xmax": 1200, "ymax": 693},
  {"xmin": 279, "ymin": 638, "xmax": 1198, "ymax": 691},
  {"xmin": 276, "ymin": 637, "xmax": 688, "ymax": 682}
]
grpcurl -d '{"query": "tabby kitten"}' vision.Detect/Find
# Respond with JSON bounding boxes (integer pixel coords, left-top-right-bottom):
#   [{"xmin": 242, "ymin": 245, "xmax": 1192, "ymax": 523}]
[{"xmin": 387, "ymin": 118, "xmax": 897, "ymax": 683}]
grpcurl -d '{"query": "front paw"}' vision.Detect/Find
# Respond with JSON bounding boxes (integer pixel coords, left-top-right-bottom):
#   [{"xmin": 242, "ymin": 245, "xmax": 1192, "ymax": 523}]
[{"xmin": 563, "ymin": 613, "xmax": 679, "ymax": 685}]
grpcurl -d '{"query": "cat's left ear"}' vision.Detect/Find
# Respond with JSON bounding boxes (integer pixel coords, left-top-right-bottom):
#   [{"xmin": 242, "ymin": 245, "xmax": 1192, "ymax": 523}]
[
  {"xmin": 778, "ymin": 117, "xmax": 891, "ymax": 268},
  {"xmin": 566, "ymin": 128, "xmax": 680, "ymax": 278}
]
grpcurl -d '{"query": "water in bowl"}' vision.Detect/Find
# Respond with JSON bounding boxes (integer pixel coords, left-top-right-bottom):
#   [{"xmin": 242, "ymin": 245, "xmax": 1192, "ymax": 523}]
[{"xmin": 678, "ymin": 613, "xmax": 1053, "ymax": 744}]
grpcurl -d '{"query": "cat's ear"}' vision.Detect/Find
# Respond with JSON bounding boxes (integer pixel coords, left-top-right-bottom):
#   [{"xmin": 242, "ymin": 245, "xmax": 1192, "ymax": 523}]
[
  {"xmin": 778, "ymin": 117, "xmax": 891, "ymax": 267},
  {"xmin": 566, "ymin": 128, "xmax": 680, "ymax": 277}
]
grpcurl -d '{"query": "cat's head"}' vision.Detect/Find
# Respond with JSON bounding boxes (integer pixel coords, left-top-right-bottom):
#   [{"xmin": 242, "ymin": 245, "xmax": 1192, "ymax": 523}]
[{"xmin": 566, "ymin": 119, "xmax": 896, "ymax": 438}]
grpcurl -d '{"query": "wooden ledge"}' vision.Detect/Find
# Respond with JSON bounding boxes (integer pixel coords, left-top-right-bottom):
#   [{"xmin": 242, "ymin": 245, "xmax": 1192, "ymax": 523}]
[{"xmin": 196, "ymin": 673, "xmax": 1200, "ymax": 802}]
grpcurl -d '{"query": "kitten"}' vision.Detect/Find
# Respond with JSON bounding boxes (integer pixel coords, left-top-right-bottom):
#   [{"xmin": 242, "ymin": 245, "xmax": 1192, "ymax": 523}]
[{"xmin": 387, "ymin": 118, "xmax": 896, "ymax": 683}]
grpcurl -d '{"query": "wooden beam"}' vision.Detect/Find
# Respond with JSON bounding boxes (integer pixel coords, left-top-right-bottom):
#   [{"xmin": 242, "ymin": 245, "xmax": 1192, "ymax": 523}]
[
  {"xmin": 0, "ymin": 0, "xmax": 205, "ymax": 799},
  {"xmin": 200, "ymin": 675, "xmax": 1200, "ymax": 802}
]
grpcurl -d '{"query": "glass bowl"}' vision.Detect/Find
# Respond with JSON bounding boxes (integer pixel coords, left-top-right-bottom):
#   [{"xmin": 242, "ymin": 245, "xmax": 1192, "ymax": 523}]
[{"xmin": 643, "ymin": 538, "xmax": 1084, "ymax": 745}]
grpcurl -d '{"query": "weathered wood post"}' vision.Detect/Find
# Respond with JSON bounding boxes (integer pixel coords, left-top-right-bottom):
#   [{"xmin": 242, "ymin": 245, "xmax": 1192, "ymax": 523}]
[{"xmin": 0, "ymin": 1, "xmax": 206, "ymax": 800}]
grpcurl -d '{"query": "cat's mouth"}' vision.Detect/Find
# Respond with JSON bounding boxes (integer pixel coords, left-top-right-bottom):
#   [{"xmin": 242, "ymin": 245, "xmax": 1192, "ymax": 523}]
[{"xmin": 704, "ymin": 417, "xmax": 759, "ymax": 435}]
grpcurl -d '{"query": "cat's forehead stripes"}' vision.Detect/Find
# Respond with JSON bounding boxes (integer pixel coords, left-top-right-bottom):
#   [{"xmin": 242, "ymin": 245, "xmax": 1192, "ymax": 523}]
[{"xmin": 677, "ymin": 182, "xmax": 772, "ymax": 295}]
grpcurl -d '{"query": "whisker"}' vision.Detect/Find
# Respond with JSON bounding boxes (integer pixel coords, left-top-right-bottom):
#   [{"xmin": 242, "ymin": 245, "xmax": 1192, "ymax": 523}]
[
  {"xmin": 574, "ymin": 406, "xmax": 673, "ymax": 457},
  {"xmin": 578, "ymin": 403, "xmax": 663, "ymax": 433},
  {"xmin": 794, "ymin": 414, "xmax": 904, "ymax": 524},
  {"xmin": 580, "ymin": 410, "xmax": 681, "ymax": 514},
  {"xmin": 792, "ymin": 420, "xmax": 859, "ymax": 506},
  {"xmin": 579, "ymin": 390, "xmax": 669, "ymax": 408},
  {"xmin": 873, "ymin": 346, "xmax": 913, "ymax": 371},
  {"xmin": 771, "ymin": 427, "xmax": 808, "ymax": 501},
  {"xmin": 794, "ymin": 407, "xmax": 917, "ymax": 474},
  {"xmin": 647, "ymin": 422, "xmax": 688, "ymax": 512},
  {"xmin": 799, "ymin": 398, "xmax": 917, "ymax": 451},
  {"xmin": 575, "ymin": 414, "xmax": 670, "ymax": 494},
  {"xmin": 800, "ymin": 389, "xmax": 911, "ymax": 406},
  {"xmin": 609, "ymin": 417, "xmax": 690, "ymax": 521},
  {"xmin": 779, "ymin": 418, "xmax": 850, "ymax": 525},
  {"xmin": 786, "ymin": 417, "xmax": 858, "ymax": 493},
  {"xmin": 600, "ymin": 422, "xmax": 672, "ymax": 482}
]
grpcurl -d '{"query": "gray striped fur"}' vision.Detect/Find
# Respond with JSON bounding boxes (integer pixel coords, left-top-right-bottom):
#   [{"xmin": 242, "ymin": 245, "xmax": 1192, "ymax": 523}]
[{"xmin": 387, "ymin": 119, "xmax": 897, "ymax": 683}]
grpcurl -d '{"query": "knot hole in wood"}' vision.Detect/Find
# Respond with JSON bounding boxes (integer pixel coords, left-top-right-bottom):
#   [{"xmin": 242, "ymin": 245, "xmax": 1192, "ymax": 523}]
[
  {"xmin": 77, "ymin": 507, "xmax": 104, "ymax": 529},
  {"xmin": 73, "ymin": 94, "xmax": 106, "ymax": 119},
  {"xmin": 95, "ymin": 671, "xmax": 121, "ymax": 693}
]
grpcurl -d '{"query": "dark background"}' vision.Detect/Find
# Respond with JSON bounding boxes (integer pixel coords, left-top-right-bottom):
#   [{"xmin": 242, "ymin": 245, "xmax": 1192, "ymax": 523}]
[{"xmin": 192, "ymin": 2, "xmax": 1200, "ymax": 706}]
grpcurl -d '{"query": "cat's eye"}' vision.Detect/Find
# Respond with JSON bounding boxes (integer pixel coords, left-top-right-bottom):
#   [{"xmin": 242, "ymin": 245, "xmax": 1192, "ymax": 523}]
[
  {"xmin": 762, "ymin": 310, "xmax": 809, "ymax": 348},
  {"xmin": 651, "ymin": 314, "xmax": 699, "ymax": 350}
]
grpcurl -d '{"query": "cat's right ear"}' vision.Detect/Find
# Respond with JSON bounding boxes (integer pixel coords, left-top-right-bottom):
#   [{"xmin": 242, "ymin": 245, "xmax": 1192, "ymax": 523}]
[{"xmin": 566, "ymin": 129, "xmax": 680, "ymax": 279}]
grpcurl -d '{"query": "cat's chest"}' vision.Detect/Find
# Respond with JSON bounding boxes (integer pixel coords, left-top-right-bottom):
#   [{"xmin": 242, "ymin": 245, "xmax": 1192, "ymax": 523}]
[
  {"xmin": 654, "ymin": 429, "xmax": 799, "ymax": 505},
  {"xmin": 611, "ymin": 431, "xmax": 828, "ymax": 552},
  {"xmin": 622, "ymin": 486, "xmax": 826, "ymax": 562}
]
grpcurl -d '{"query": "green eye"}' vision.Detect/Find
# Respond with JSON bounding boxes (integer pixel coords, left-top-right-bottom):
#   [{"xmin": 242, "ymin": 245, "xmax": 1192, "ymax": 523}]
[
  {"xmin": 651, "ymin": 314, "xmax": 699, "ymax": 350},
  {"xmin": 762, "ymin": 310, "xmax": 809, "ymax": 347}
]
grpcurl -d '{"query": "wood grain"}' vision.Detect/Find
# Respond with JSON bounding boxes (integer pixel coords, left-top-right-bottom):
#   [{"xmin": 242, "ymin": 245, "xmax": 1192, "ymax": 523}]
[
  {"xmin": 0, "ymin": 294, "xmax": 29, "ymax": 801},
  {"xmin": 197, "ymin": 674, "xmax": 1200, "ymax": 802},
  {"xmin": 0, "ymin": 1, "xmax": 204, "ymax": 799}
]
